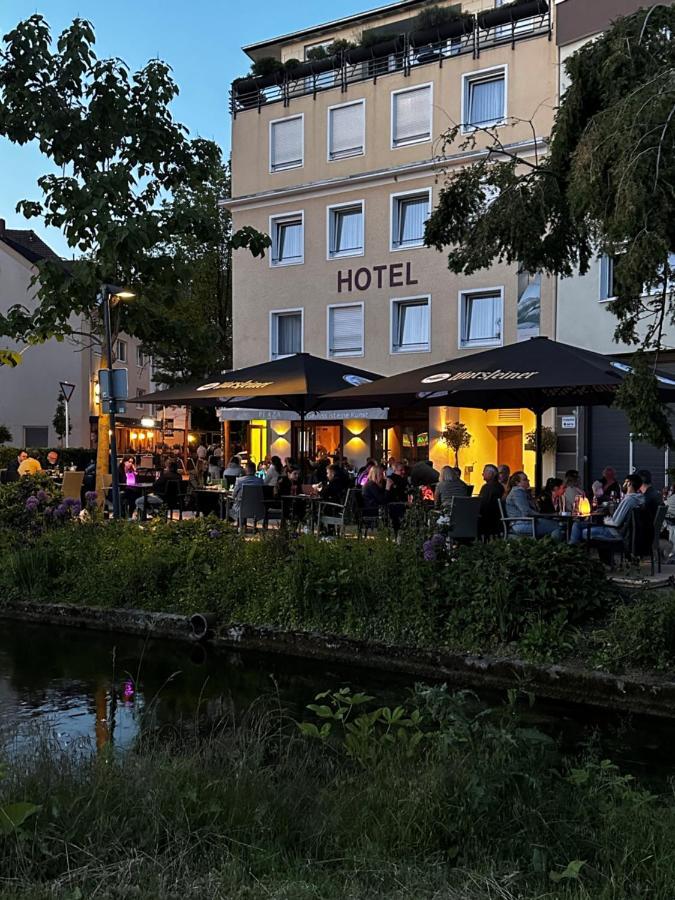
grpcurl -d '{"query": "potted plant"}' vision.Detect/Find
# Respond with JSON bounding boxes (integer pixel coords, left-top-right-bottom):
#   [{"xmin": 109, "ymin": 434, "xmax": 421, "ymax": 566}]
[
  {"xmin": 346, "ymin": 30, "xmax": 404, "ymax": 64},
  {"xmin": 410, "ymin": 5, "xmax": 475, "ymax": 46},
  {"xmin": 524, "ymin": 426, "xmax": 557, "ymax": 454},
  {"xmin": 477, "ymin": 0, "xmax": 548, "ymax": 30},
  {"xmin": 440, "ymin": 421, "xmax": 472, "ymax": 468}
]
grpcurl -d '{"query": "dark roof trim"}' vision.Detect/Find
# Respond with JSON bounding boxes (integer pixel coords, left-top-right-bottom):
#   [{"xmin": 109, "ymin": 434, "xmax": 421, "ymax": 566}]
[{"xmin": 242, "ymin": 0, "xmax": 428, "ymax": 57}]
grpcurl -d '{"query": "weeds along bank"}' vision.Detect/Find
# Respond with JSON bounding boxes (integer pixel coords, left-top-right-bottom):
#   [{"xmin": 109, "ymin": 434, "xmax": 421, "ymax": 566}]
[
  {"xmin": 3, "ymin": 685, "xmax": 675, "ymax": 899},
  {"xmin": 1, "ymin": 475, "xmax": 675, "ymax": 672}
]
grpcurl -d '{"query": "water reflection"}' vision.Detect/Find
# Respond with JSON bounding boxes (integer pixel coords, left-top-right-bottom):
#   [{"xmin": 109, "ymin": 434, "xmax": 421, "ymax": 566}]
[{"xmin": 2, "ymin": 621, "xmax": 675, "ymax": 783}]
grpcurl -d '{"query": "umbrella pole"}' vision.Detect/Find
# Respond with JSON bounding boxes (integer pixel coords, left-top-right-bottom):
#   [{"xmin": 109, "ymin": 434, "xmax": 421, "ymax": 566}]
[
  {"xmin": 534, "ymin": 409, "xmax": 543, "ymax": 495},
  {"xmin": 299, "ymin": 411, "xmax": 305, "ymax": 469}
]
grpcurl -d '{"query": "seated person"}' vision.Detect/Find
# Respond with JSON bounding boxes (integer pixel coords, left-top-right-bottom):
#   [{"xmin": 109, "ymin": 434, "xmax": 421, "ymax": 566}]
[
  {"xmin": 45, "ymin": 449, "xmax": 60, "ymax": 471},
  {"xmin": 321, "ymin": 464, "xmax": 348, "ymax": 505},
  {"xmin": 135, "ymin": 461, "xmax": 182, "ymax": 515},
  {"xmin": 478, "ymin": 464, "xmax": 504, "ymax": 539},
  {"xmin": 562, "ymin": 470, "xmax": 584, "ymax": 512},
  {"xmin": 570, "ymin": 473, "xmax": 643, "ymax": 544},
  {"xmin": 18, "ymin": 453, "xmax": 42, "ymax": 477},
  {"xmin": 410, "ymin": 459, "xmax": 440, "ymax": 487},
  {"xmin": 223, "ymin": 456, "xmax": 245, "ymax": 479},
  {"xmin": 5, "ymin": 450, "xmax": 28, "ymax": 482},
  {"xmin": 636, "ymin": 468, "xmax": 663, "ymax": 521},
  {"xmin": 385, "ymin": 462, "xmax": 409, "ymax": 504},
  {"xmin": 118, "ymin": 456, "xmax": 137, "ymax": 484},
  {"xmin": 228, "ymin": 461, "xmax": 261, "ymax": 521},
  {"xmin": 598, "ymin": 466, "xmax": 621, "ymax": 504},
  {"xmin": 277, "ymin": 467, "xmax": 306, "ymax": 522},
  {"xmin": 362, "ymin": 465, "xmax": 387, "ymax": 520},
  {"xmin": 538, "ymin": 477, "xmax": 564, "ymax": 514},
  {"xmin": 505, "ymin": 471, "xmax": 562, "ymax": 540},
  {"xmin": 434, "ymin": 465, "xmax": 469, "ymax": 509}
]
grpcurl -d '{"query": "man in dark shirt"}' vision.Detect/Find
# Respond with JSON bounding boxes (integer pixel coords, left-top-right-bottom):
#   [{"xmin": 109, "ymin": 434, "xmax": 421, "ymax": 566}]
[
  {"xmin": 4, "ymin": 450, "xmax": 27, "ymax": 483},
  {"xmin": 410, "ymin": 459, "xmax": 440, "ymax": 487},
  {"xmin": 322, "ymin": 464, "xmax": 348, "ymax": 505},
  {"xmin": 478, "ymin": 463, "xmax": 504, "ymax": 539},
  {"xmin": 636, "ymin": 469, "xmax": 662, "ymax": 521},
  {"xmin": 136, "ymin": 461, "xmax": 182, "ymax": 516}
]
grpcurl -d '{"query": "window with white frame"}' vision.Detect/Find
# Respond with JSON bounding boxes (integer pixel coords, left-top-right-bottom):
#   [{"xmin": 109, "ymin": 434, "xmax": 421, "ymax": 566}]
[
  {"xmin": 463, "ymin": 68, "xmax": 506, "ymax": 130},
  {"xmin": 599, "ymin": 255, "xmax": 615, "ymax": 301},
  {"xmin": 328, "ymin": 101, "xmax": 365, "ymax": 160},
  {"xmin": 391, "ymin": 190, "xmax": 430, "ymax": 250},
  {"xmin": 116, "ymin": 339, "xmax": 127, "ymax": 363},
  {"xmin": 328, "ymin": 304, "xmax": 364, "ymax": 357},
  {"xmin": 270, "ymin": 116, "xmax": 303, "ymax": 172},
  {"xmin": 271, "ymin": 310, "xmax": 302, "ymax": 359},
  {"xmin": 271, "ymin": 213, "xmax": 304, "ymax": 266},
  {"xmin": 328, "ymin": 203, "xmax": 364, "ymax": 258},
  {"xmin": 391, "ymin": 297, "xmax": 430, "ymax": 353},
  {"xmin": 459, "ymin": 289, "xmax": 503, "ymax": 347},
  {"xmin": 392, "ymin": 84, "xmax": 432, "ymax": 147}
]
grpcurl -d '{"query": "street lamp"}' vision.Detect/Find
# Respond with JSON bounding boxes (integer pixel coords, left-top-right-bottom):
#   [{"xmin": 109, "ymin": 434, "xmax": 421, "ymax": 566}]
[
  {"xmin": 101, "ymin": 283, "xmax": 135, "ymax": 518},
  {"xmin": 59, "ymin": 381, "xmax": 75, "ymax": 449}
]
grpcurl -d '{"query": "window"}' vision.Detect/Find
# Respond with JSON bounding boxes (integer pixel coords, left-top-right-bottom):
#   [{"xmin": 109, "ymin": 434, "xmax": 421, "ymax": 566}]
[
  {"xmin": 328, "ymin": 101, "xmax": 365, "ymax": 160},
  {"xmin": 459, "ymin": 289, "xmax": 503, "ymax": 348},
  {"xmin": 392, "ymin": 84, "xmax": 432, "ymax": 147},
  {"xmin": 270, "ymin": 212, "xmax": 304, "ymax": 266},
  {"xmin": 391, "ymin": 297, "xmax": 430, "ymax": 353},
  {"xmin": 599, "ymin": 254, "xmax": 615, "ymax": 301},
  {"xmin": 24, "ymin": 426, "xmax": 49, "ymax": 448},
  {"xmin": 270, "ymin": 115, "xmax": 303, "ymax": 172},
  {"xmin": 328, "ymin": 303, "xmax": 364, "ymax": 357},
  {"xmin": 463, "ymin": 68, "xmax": 506, "ymax": 130},
  {"xmin": 136, "ymin": 388, "xmax": 146, "ymax": 410},
  {"xmin": 116, "ymin": 339, "xmax": 127, "ymax": 363},
  {"xmin": 328, "ymin": 202, "xmax": 364, "ymax": 258},
  {"xmin": 270, "ymin": 310, "xmax": 303, "ymax": 359},
  {"xmin": 391, "ymin": 190, "xmax": 431, "ymax": 250}
]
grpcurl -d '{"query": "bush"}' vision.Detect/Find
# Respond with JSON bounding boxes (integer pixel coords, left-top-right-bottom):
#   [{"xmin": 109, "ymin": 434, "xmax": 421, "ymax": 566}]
[
  {"xmin": 0, "ymin": 446, "xmax": 93, "ymax": 470},
  {"xmin": 0, "ymin": 474, "xmax": 64, "ymax": 533},
  {"xmin": 592, "ymin": 590, "xmax": 675, "ymax": 672}
]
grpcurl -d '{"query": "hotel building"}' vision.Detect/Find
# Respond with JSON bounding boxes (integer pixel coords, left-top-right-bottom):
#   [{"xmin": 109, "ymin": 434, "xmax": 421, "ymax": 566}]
[{"xmin": 226, "ymin": 0, "xmax": 561, "ymax": 483}]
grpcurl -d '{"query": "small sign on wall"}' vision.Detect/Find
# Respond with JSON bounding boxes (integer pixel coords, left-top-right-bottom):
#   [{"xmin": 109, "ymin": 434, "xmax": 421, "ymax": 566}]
[{"xmin": 561, "ymin": 415, "xmax": 576, "ymax": 429}]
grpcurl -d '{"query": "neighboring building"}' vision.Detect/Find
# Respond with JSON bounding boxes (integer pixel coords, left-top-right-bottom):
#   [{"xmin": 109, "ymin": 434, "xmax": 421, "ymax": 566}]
[
  {"xmin": 227, "ymin": 0, "xmax": 558, "ymax": 482},
  {"xmin": 0, "ymin": 219, "xmax": 160, "ymax": 452},
  {"xmin": 555, "ymin": 0, "xmax": 675, "ymax": 489}
]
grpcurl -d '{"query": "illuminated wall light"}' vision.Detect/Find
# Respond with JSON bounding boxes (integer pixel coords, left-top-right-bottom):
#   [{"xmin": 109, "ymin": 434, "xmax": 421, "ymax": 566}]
[
  {"xmin": 344, "ymin": 419, "xmax": 367, "ymax": 436},
  {"xmin": 188, "ymin": 434, "xmax": 196, "ymax": 443},
  {"xmin": 130, "ymin": 431, "xmax": 138, "ymax": 441},
  {"xmin": 271, "ymin": 420, "xmax": 292, "ymax": 436}
]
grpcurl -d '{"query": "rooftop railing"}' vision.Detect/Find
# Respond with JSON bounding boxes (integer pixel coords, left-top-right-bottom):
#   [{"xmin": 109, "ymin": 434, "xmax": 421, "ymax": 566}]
[{"xmin": 230, "ymin": 0, "xmax": 551, "ymax": 117}]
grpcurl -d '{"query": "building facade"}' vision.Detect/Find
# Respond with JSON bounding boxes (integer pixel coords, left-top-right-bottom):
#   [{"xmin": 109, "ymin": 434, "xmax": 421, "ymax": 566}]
[
  {"xmin": 227, "ymin": 0, "xmax": 559, "ymax": 484},
  {"xmin": 554, "ymin": 0, "xmax": 675, "ymax": 489},
  {"xmin": 0, "ymin": 220, "xmax": 162, "ymax": 452}
]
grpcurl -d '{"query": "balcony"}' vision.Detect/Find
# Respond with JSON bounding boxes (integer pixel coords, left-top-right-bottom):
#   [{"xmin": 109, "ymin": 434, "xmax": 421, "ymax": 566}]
[{"xmin": 230, "ymin": 0, "xmax": 551, "ymax": 116}]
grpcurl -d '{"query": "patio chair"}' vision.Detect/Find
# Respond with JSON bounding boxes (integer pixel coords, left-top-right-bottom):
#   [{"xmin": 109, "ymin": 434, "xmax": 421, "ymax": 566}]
[
  {"xmin": 61, "ymin": 471, "xmax": 84, "ymax": 501},
  {"xmin": 237, "ymin": 483, "xmax": 266, "ymax": 533},
  {"xmin": 444, "ymin": 496, "xmax": 481, "ymax": 543},
  {"xmin": 497, "ymin": 498, "xmax": 536, "ymax": 539},
  {"xmin": 262, "ymin": 485, "xmax": 283, "ymax": 529},
  {"xmin": 317, "ymin": 488, "xmax": 359, "ymax": 537},
  {"xmin": 162, "ymin": 480, "xmax": 186, "ymax": 520}
]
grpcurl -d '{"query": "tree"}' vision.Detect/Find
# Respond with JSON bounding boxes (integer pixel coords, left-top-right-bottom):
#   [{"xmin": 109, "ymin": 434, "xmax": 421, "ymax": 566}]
[
  {"xmin": 53, "ymin": 393, "xmax": 71, "ymax": 444},
  {"xmin": 424, "ymin": 6, "xmax": 675, "ymax": 446},
  {"xmin": 0, "ymin": 15, "xmax": 269, "ymax": 491},
  {"xmin": 0, "ymin": 424, "xmax": 12, "ymax": 444},
  {"xmin": 440, "ymin": 421, "xmax": 472, "ymax": 467}
]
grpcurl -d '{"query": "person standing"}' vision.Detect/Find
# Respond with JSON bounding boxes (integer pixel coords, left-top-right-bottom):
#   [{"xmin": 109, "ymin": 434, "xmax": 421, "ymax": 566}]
[{"xmin": 478, "ymin": 464, "xmax": 504, "ymax": 539}]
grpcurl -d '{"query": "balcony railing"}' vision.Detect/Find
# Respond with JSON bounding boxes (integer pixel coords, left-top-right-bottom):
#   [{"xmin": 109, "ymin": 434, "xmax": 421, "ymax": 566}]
[{"xmin": 230, "ymin": 0, "xmax": 551, "ymax": 116}]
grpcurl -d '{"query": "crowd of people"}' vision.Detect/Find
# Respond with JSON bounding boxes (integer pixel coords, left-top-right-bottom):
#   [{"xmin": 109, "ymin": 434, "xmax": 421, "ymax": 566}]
[{"xmin": 1, "ymin": 448, "xmax": 64, "ymax": 482}]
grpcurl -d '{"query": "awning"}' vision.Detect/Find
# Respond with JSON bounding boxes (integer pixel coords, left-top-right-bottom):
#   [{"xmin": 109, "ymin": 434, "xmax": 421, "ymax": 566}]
[{"xmin": 217, "ymin": 407, "xmax": 389, "ymax": 422}]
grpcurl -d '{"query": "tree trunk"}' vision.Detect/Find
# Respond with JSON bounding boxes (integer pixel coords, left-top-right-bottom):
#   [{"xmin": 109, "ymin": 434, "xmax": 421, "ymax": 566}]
[
  {"xmin": 454, "ymin": 448, "xmax": 459, "ymax": 468},
  {"xmin": 95, "ymin": 345, "xmax": 111, "ymax": 505}
]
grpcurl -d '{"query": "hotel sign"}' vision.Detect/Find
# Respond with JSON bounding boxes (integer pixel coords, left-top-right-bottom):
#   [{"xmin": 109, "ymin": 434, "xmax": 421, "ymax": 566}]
[{"xmin": 338, "ymin": 262, "xmax": 418, "ymax": 293}]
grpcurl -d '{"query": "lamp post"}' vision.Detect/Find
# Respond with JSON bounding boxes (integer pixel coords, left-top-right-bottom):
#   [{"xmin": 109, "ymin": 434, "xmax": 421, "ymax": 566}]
[
  {"xmin": 59, "ymin": 381, "xmax": 75, "ymax": 448},
  {"xmin": 101, "ymin": 283, "xmax": 135, "ymax": 518}
]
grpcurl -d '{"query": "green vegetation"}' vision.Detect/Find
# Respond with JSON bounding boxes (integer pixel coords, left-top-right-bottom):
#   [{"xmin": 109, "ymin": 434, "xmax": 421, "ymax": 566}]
[{"xmin": 2, "ymin": 686, "xmax": 675, "ymax": 899}]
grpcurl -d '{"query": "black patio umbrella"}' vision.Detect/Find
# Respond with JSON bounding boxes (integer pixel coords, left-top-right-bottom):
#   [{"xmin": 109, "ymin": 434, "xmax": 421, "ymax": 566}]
[
  {"xmin": 130, "ymin": 353, "xmax": 381, "ymax": 456},
  {"xmin": 321, "ymin": 337, "xmax": 675, "ymax": 490}
]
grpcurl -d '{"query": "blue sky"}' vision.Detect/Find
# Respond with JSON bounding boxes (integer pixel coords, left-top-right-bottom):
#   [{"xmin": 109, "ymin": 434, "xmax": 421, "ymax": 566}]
[{"xmin": 0, "ymin": 0, "xmax": 370, "ymax": 255}]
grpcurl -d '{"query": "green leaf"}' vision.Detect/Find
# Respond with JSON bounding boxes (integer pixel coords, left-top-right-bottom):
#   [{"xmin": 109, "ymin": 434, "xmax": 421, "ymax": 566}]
[
  {"xmin": 306, "ymin": 704, "xmax": 333, "ymax": 719},
  {"xmin": 550, "ymin": 860, "xmax": 586, "ymax": 883},
  {"xmin": 0, "ymin": 802, "xmax": 41, "ymax": 835}
]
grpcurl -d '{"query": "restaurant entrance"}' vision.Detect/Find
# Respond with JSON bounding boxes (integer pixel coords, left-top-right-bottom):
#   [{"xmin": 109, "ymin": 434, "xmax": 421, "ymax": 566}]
[
  {"xmin": 373, "ymin": 410, "xmax": 430, "ymax": 464},
  {"xmin": 291, "ymin": 421, "xmax": 342, "ymax": 460},
  {"xmin": 497, "ymin": 425, "xmax": 523, "ymax": 474}
]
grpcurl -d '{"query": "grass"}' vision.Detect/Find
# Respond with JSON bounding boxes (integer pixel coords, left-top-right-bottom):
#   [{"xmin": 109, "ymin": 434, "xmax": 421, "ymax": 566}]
[{"xmin": 3, "ymin": 687, "xmax": 675, "ymax": 899}]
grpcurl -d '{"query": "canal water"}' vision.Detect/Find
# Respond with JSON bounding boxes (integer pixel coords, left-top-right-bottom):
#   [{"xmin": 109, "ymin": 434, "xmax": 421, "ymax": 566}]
[{"xmin": 2, "ymin": 620, "xmax": 675, "ymax": 781}]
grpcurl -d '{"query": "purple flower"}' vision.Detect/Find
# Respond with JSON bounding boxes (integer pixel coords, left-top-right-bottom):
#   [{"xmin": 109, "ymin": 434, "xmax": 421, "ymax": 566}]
[
  {"xmin": 423, "ymin": 547, "xmax": 437, "ymax": 562},
  {"xmin": 44, "ymin": 506, "xmax": 54, "ymax": 519},
  {"xmin": 431, "ymin": 533, "xmax": 445, "ymax": 549},
  {"xmin": 54, "ymin": 503, "xmax": 68, "ymax": 520},
  {"xmin": 36, "ymin": 490, "xmax": 48, "ymax": 503},
  {"xmin": 85, "ymin": 490, "xmax": 98, "ymax": 507},
  {"xmin": 63, "ymin": 497, "xmax": 76, "ymax": 508},
  {"xmin": 72, "ymin": 501, "xmax": 82, "ymax": 515},
  {"xmin": 25, "ymin": 496, "xmax": 39, "ymax": 512},
  {"xmin": 208, "ymin": 529, "xmax": 221, "ymax": 539}
]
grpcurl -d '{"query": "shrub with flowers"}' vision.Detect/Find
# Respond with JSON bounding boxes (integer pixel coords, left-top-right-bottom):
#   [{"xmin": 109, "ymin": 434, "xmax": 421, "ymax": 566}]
[{"xmin": 0, "ymin": 475, "xmax": 63, "ymax": 534}]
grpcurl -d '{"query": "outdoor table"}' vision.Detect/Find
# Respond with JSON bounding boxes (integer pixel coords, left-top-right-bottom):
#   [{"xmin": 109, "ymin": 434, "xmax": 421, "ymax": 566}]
[
  {"xmin": 193, "ymin": 486, "xmax": 232, "ymax": 520},
  {"xmin": 537, "ymin": 511, "xmax": 605, "ymax": 542},
  {"xmin": 281, "ymin": 494, "xmax": 321, "ymax": 532},
  {"xmin": 122, "ymin": 482, "xmax": 155, "ymax": 521}
]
